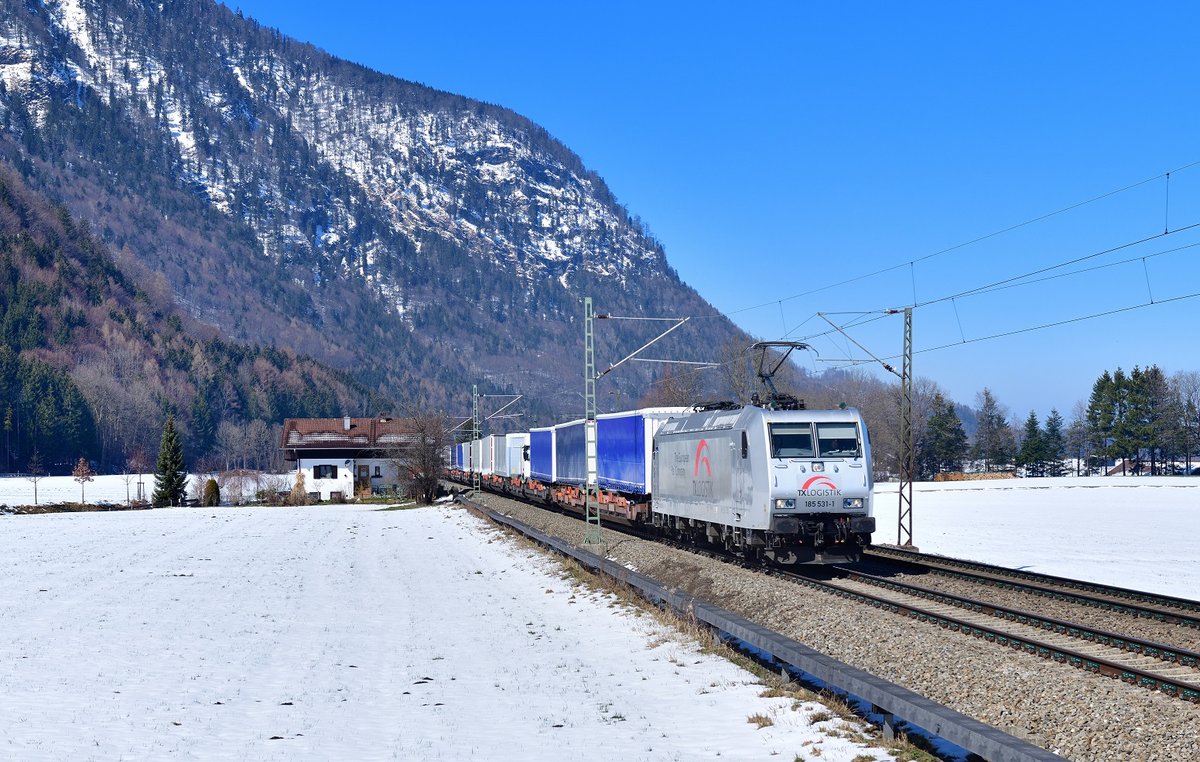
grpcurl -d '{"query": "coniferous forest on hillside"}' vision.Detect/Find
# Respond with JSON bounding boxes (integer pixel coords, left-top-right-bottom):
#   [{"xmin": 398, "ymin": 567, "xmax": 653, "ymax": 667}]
[{"xmin": 0, "ymin": 165, "xmax": 385, "ymax": 473}]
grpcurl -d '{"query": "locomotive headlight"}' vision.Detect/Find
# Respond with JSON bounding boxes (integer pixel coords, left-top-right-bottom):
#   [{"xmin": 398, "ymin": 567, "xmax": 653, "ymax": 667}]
[
  {"xmin": 842, "ymin": 498, "xmax": 864, "ymax": 509},
  {"xmin": 775, "ymin": 498, "xmax": 796, "ymax": 510}
]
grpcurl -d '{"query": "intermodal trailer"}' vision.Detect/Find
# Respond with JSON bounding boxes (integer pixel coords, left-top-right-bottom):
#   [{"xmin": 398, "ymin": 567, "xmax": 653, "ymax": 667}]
[
  {"xmin": 597, "ymin": 407, "xmax": 689, "ymax": 495},
  {"xmin": 554, "ymin": 419, "xmax": 587, "ymax": 486},
  {"xmin": 505, "ymin": 433, "xmax": 530, "ymax": 479},
  {"xmin": 529, "ymin": 426, "xmax": 556, "ymax": 483},
  {"xmin": 470, "ymin": 439, "xmax": 483, "ymax": 475},
  {"xmin": 485, "ymin": 434, "xmax": 507, "ymax": 478}
]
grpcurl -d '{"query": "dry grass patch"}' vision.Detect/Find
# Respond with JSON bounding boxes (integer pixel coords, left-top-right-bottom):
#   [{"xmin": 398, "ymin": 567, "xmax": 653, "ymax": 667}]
[
  {"xmin": 747, "ymin": 712, "xmax": 774, "ymax": 728},
  {"xmin": 808, "ymin": 709, "xmax": 834, "ymax": 723}
]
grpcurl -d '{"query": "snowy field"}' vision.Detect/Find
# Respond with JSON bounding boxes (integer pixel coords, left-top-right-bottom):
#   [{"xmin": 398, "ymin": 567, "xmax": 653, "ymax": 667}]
[
  {"xmin": 6, "ymin": 474, "xmax": 1198, "ymax": 603},
  {"xmin": 3, "ymin": 474, "xmax": 1197, "ymax": 760},
  {"xmin": 0, "ymin": 500, "xmax": 891, "ymax": 761},
  {"xmin": 0, "ymin": 472, "xmax": 285, "ymax": 507},
  {"xmin": 872, "ymin": 476, "xmax": 1200, "ymax": 600}
]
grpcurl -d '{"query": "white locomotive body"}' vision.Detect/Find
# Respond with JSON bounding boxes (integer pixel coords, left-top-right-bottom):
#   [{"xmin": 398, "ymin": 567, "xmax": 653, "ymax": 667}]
[{"xmin": 651, "ymin": 405, "xmax": 874, "ymax": 563}]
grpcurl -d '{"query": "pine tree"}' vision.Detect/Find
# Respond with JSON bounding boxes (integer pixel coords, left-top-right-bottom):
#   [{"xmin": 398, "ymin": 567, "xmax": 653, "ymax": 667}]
[
  {"xmin": 190, "ymin": 391, "xmax": 215, "ymax": 460},
  {"xmin": 1137, "ymin": 366, "xmax": 1178, "ymax": 474},
  {"xmin": 918, "ymin": 393, "xmax": 967, "ymax": 478},
  {"xmin": 1109, "ymin": 368, "xmax": 1134, "ymax": 473},
  {"xmin": 1017, "ymin": 411, "xmax": 1046, "ymax": 477},
  {"xmin": 3, "ymin": 405, "xmax": 12, "ymax": 473},
  {"xmin": 153, "ymin": 415, "xmax": 188, "ymax": 507},
  {"xmin": 1042, "ymin": 409, "xmax": 1067, "ymax": 477},
  {"xmin": 1085, "ymin": 370, "xmax": 1116, "ymax": 473},
  {"xmin": 971, "ymin": 388, "xmax": 1014, "ymax": 472}
]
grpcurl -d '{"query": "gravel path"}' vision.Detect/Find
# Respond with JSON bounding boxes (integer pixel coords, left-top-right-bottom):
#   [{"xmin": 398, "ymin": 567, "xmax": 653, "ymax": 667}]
[
  {"xmin": 471, "ymin": 493, "xmax": 1200, "ymax": 762},
  {"xmin": 883, "ymin": 569, "xmax": 1200, "ymax": 654}
]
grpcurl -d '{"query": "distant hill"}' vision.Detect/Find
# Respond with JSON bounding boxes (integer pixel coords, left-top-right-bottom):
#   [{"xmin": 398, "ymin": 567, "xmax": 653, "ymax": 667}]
[
  {"xmin": 0, "ymin": 164, "xmax": 384, "ymax": 472},
  {"xmin": 0, "ymin": 0, "xmax": 751, "ymax": 427}
]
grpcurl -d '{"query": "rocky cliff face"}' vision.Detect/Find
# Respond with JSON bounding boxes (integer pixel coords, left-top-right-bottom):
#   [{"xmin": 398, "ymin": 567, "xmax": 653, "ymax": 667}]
[{"xmin": 0, "ymin": 0, "xmax": 744, "ymax": 418}]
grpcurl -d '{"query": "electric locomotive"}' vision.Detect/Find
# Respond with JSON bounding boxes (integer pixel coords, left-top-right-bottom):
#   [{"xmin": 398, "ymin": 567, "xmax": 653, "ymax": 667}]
[{"xmin": 651, "ymin": 403, "xmax": 874, "ymax": 564}]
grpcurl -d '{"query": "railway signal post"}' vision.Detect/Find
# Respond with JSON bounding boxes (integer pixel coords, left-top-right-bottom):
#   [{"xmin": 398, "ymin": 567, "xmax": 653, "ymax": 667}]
[
  {"xmin": 471, "ymin": 385, "xmax": 481, "ymax": 497},
  {"xmin": 898, "ymin": 307, "xmax": 914, "ymax": 546},
  {"xmin": 583, "ymin": 297, "xmax": 692, "ymax": 548},
  {"xmin": 819, "ymin": 307, "xmax": 916, "ymax": 546},
  {"xmin": 583, "ymin": 297, "xmax": 603, "ymax": 546}
]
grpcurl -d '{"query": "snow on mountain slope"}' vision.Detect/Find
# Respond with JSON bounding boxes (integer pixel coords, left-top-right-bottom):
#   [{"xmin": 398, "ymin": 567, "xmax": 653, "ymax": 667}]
[
  {"xmin": 36, "ymin": 0, "xmax": 666, "ymax": 304},
  {"xmin": 1, "ymin": 0, "xmax": 735, "ymax": 410}
]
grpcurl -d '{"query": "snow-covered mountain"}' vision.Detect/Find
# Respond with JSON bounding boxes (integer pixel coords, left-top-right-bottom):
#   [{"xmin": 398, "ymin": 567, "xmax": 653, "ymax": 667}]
[{"xmin": 0, "ymin": 0, "xmax": 743, "ymax": 415}]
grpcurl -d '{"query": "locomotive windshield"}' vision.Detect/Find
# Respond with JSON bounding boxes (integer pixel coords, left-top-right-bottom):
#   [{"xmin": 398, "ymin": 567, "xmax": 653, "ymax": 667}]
[
  {"xmin": 769, "ymin": 423, "xmax": 814, "ymax": 458},
  {"xmin": 816, "ymin": 422, "xmax": 861, "ymax": 457}
]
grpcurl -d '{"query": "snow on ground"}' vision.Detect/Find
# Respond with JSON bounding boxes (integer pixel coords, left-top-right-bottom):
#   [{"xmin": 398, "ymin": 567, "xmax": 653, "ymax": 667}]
[
  {"xmin": 4, "ymin": 473, "xmax": 1197, "ymax": 759},
  {"xmin": 872, "ymin": 476, "xmax": 1200, "ymax": 600},
  {"xmin": 8, "ymin": 473, "xmax": 1198, "ymax": 604},
  {"xmin": 0, "ymin": 473, "xmax": 286, "ymax": 507},
  {"xmin": 0, "ymin": 503, "xmax": 891, "ymax": 761}
]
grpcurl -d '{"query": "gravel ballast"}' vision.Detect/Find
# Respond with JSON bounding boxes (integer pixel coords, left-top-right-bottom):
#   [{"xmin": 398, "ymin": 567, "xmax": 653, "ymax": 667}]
[
  {"xmin": 883, "ymin": 569, "xmax": 1200, "ymax": 655},
  {"xmin": 470, "ymin": 493, "xmax": 1200, "ymax": 761}
]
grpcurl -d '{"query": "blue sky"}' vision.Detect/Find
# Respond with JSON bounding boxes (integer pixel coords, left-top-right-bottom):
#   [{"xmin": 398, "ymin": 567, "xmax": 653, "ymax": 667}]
[{"xmin": 226, "ymin": 1, "xmax": 1200, "ymax": 422}]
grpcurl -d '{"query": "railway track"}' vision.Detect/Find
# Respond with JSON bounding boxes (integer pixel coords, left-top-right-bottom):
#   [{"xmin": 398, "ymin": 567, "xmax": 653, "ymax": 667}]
[
  {"xmin": 865, "ymin": 545, "xmax": 1200, "ymax": 627},
  {"xmin": 604, "ymin": 519, "xmax": 1200, "ymax": 703},
  {"xmin": 451, "ymin": 483, "xmax": 1200, "ymax": 702},
  {"xmin": 779, "ymin": 566, "xmax": 1200, "ymax": 703}
]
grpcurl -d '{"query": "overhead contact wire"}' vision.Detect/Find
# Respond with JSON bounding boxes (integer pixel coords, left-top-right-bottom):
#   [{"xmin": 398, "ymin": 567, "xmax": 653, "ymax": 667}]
[{"xmin": 705, "ymin": 159, "xmax": 1200, "ymax": 321}]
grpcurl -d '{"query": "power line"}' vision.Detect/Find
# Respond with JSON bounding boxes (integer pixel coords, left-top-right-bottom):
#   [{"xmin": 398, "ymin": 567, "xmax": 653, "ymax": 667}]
[
  {"xmin": 787, "ymin": 221, "xmax": 1200, "ymax": 354},
  {"xmin": 703, "ymin": 159, "xmax": 1200, "ymax": 321},
  {"xmin": 914, "ymin": 221, "xmax": 1200, "ymax": 309},
  {"xmin": 948, "ymin": 240, "xmax": 1200, "ymax": 299},
  {"xmin": 583, "ymin": 162, "xmax": 1200, "ymax": 393},
  {"xmin": 824, "ymin": 289, "xmax": 1200, "ymax": 373}
]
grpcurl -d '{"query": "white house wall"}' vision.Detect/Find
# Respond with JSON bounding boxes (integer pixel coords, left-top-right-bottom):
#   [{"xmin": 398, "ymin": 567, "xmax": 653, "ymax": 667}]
[{"xmin": 296, "ymin": 457, "xmax": 404, "ymax": 501}]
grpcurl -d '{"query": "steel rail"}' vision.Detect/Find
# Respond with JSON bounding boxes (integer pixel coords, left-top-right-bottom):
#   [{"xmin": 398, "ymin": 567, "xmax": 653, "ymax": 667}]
[
  {"xmin": 865, "ymin": 546, "xmax": 1200, "ymax": 627},
  {"xmin": 777, "ymin": 568, "xmax": 1200, "ymax": 703},
  {"xmin": 835, "ymin": 567, "xmax": 1200, "ymax": 671}
]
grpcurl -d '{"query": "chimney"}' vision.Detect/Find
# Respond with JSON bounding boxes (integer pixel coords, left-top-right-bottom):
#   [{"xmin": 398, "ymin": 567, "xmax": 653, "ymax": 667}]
[{"xmin": 343, "ymin": 416, "xmax": 352, "ymax": 431}]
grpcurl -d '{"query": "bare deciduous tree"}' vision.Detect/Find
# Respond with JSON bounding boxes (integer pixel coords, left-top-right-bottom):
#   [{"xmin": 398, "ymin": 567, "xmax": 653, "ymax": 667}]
[
  {"xmin": 25, "ymin": 450, "xmax": 46, "ymax": 506},
  {"xmin": 72, "ymin": 361, "xmax": 120, "ymax": 468},
  {"xmin": 216, "ymin": 420, "xmax": 248, "ymax": 471},
  {"xmin": 638, "ymin": 366, "xmax": 704, "ymax": 408},
  {"xmin": 716, "ymin": 340, "xmax": 756, "ymax": 405},
  {"xmin": 387, "ymin": 413, "xmax": 449, "ymax": 504},
  {"xmin": 245, "ymin": 419, "xmax": 275, "ymax": 471},
  {"xmin": 1173, "ymin": 370, "xmax": 1200, "ymax": 474},
  {"xmin": 72, "ymin": 457, "xmax": 95, "ymax": 504}
]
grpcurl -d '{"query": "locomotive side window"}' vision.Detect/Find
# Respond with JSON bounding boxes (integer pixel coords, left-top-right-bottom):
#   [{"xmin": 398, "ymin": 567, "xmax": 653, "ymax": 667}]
[
  {"xmin": 769, "ymin": 423, "xmax": 814, "ymax": 458},
  {"xmin": 816, "ymin": 422, "xmax": 861, "ymax": 457},
  {"xmin": 741, "ymin": 431, "xmax": 748, "ymax": 459}
]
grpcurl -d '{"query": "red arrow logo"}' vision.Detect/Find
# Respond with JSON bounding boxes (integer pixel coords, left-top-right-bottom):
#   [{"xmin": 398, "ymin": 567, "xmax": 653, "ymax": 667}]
[{"xmin": 694, "ymin": 439, "xmax": 711, "ymax": 478}]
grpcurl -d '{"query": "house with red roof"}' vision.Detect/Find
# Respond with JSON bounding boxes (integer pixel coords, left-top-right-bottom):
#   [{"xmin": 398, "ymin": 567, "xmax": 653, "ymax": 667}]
[{"xmin": 280, "ymin": 417, "xmax": 417, "ymax": 501}]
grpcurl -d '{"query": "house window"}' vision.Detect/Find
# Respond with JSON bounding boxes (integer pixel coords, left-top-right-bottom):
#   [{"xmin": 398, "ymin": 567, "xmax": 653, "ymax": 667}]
[
  {"xmin": 314, "ymin": 465, "xmax": 338, "ymax": 480},
  {"xmin": 374, "ymin": 466, "xmax": 381, "ymax": 477}
]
